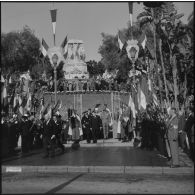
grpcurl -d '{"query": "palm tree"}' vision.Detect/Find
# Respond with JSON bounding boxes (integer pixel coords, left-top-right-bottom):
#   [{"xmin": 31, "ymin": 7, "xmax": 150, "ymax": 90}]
[{"xmin": 137, "ymin": 5, "xmax": 165, "ymax": 105}]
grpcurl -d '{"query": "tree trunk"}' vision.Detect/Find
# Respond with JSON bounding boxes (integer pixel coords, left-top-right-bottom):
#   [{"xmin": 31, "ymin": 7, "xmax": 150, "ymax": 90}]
[
  {"xmin": 172, "ymin": 55, "xmax": 179, "ymax": 111},
  {"xmin": 159, "ymin": 39, "xmax": 169, "ymax": 104},
  {"xmin": 151, "ymin": 8, "xmax": 162, "ymax": 107}
]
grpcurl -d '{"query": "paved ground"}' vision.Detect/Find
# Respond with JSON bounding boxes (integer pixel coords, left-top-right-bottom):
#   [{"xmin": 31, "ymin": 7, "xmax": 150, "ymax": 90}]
[
  {"xmin": 2, "ymin": 172, "xmax": 194, "ymax": 194},
  {"xmin": 2, "ymin": 139, "xmax": 193, "ymax": 168},
  {"xmin": 1, "ymin": 139, "xmax": 194, "ymax": 194}
]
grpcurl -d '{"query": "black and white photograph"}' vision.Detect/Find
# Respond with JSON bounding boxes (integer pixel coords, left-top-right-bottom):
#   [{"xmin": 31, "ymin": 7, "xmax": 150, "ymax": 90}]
[{"xmin": 1, "ymin": 1, "xmax": 194, "ymax": 194}]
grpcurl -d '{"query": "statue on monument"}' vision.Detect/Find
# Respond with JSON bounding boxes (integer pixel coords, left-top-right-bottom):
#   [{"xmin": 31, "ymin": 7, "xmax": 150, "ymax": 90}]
[{"xmin": 63, "ymin": 39, "xmax": 89, "ymax": 80}]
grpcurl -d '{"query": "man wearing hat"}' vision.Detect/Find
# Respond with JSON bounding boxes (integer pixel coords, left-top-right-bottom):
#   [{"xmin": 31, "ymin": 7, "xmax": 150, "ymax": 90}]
[
  {"xmin": 42, "ymin": 113, "xmax": 56, "ymax": 158},
  {"xmin": 90, "ymin": 107, "xmax": 103, "ymax": 143},
  {"xmin": 53, "ymin": 114, "xmax": 65, "ymax": 154}
]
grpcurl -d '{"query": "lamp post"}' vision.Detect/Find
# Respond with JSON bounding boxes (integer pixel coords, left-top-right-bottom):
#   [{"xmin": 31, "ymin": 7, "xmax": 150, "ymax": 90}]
[
  {"xmin": 52, "ymin": 53, "xmax": 59, "ymax": 104},
  {"xmin": 126, "ymin": 40, "xmax": 139, "ymax": 88},
  {"xmin": 126, "ymin": 39, "xmax": 139, "ymax": 140}
]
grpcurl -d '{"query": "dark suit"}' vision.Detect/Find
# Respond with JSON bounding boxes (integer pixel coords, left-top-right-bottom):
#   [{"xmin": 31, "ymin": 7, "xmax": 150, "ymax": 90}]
[
  {"xmin": 21, "ymin": 120, "xmax": 31, "ymax": 153},
  {"xmin": 53, "ymin": 119, "xmax": 65, "ymax": 152},
  {"xmin": 90, "ymin": 114, "xmax": 102, "ymax": 143},
  {"xmin": 82, "ymin": 115, "xmax": 92, "ymax": 143},
  {"xmin": 43, "ymin": 119, "xmax": 56, "ymax": 157}
]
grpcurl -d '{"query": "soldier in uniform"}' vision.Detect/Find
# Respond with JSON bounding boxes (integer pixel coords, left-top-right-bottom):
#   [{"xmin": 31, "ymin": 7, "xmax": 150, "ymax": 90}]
[
  {"xmin": 167, "ymin": 107, "xmax": 180, "ymax": 168},
  {"xmin": 42, "ymin": 114, "xmax": 56, "ymax": 158},
  {"xmin": 90, "ymin": 108, "xmax": 103, "ymax": 143},
  {"xmin": 81, "ymin": 111, "xmax": 92, "ymax": 143},
  {"xmin": 100, "ymin": 104, "xmax": 111, "ymax": 139}
]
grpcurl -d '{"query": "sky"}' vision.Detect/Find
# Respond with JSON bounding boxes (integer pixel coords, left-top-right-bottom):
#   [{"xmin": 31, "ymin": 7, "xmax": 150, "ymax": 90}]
[{"xmin": 1, "ymin": 1, "xmax": 194, "ymax": 61}]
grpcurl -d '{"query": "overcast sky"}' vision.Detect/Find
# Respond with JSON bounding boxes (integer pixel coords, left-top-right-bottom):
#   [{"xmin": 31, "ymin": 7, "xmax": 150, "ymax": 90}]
[{"xmin": 1, "ymin": 2, "xmax": 194, "ymax": 61}]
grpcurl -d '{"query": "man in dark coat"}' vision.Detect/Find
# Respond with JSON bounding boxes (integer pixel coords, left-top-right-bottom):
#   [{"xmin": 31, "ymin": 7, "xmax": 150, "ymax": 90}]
[
  {"xmin": 53, "ymin": 114, "xmax": 65, "ymax": 154},
  {"xmin": 90, "ymin": 108, "xmax": 103, "ymax": 143},
  {"xmin": 20, "ymin": 114, "xmax": 31, "ymax": 154},
  {"xmin": 42, "ymin": 115, "xmax": 56, "ymax": 158},
  {"xmin": 81, "ymin": 111, "xmax": 92, "ymax": 143}
]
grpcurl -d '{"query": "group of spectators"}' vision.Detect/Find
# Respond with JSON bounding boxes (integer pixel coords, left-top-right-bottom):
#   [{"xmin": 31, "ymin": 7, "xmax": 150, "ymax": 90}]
[
  {"xmin": 47, "ymin": 76, "xmax": 121, "ymax": 92},
  {"xmin": 136, "ymin": 103, "xmax": 194, "ymax": 164},
  {"xmin": 1, "ymin": 104, "xmax": 113, "ymax": 158}
]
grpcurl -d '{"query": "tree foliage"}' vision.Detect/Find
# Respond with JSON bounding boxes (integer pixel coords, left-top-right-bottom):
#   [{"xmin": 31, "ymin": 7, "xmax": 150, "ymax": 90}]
[{"xmin": 1, "ymin": 26, "xmax": 40, "ymax": 75}]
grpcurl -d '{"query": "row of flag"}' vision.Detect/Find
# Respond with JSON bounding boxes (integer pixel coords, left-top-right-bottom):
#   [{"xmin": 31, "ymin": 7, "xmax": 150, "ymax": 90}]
[
  {"xmin": 41, "ymin": 35, "xmax": 68, "ymax": 58},
  {"xmin": 128, "ymin": 74, "xmax": 160, "ymax": 119}
]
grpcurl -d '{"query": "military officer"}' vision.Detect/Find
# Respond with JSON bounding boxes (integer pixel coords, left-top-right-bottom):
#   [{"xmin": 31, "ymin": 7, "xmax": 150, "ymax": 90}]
[
  {"xmin": 100, "ymin": 104, "xmax": 111, "ymax": 139},
  {"xmin": 167, "ymin": 107, "xmax": 180, "ymax": 168}
]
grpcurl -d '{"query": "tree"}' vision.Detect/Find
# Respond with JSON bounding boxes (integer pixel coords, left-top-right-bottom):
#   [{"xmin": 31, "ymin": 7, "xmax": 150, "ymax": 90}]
[
  {"xmin": 86, "ymin": 60, "xmax": 105, "ymax": 77},
  {"xmin": 1, "ymin": 25, "xmax": 40, "ymax": 75}
]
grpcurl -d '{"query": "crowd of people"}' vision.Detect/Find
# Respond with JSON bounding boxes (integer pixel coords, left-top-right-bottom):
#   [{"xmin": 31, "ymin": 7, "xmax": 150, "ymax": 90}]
[
  {"xmin": 1, "ymin": 104, "xmax": 113, "ymax": 158},
  {"xmin": 42, "ymin": 76, "xmax": 124, "ymax": 93},
  {"xmin": 1, "ymin": 99, "xmax": 194, "ymax": 165}
]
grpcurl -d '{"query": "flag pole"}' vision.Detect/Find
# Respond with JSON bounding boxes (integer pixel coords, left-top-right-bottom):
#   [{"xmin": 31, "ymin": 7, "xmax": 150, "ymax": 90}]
[{"xmin": 54, "ymin": 34, "xmax": 56, "ymax": 46}]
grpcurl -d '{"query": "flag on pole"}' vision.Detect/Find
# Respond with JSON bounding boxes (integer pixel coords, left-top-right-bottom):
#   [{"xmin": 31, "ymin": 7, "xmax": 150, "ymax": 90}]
[
  {"xmin": 50, "ymin": 9, "xmax": 57, "ymax": 35},
  {"xmin": 128, "ymin": 93, "xmax": 136, "ymax": 118},
  {"xmin": 8, "ymin": 76, "xmax": 12, "ymax": 84},
  {"xmin": 1, "ymin": 75, "xmax": 5, "ymax": 83},
  {"xmin": 118, "ymin": 30, "xmax": 126, "ymax": 51},
  {"xmin": 61, "ymin": 35, "xmax": 68, "ymax": 52},
  {"xmin": 128, "ymin": 2, "xmax": 133, "ymax": 27},
  {"xmin": 26, "ymin": 93, "xmax": 32, "ymax": 112},
  {"xmin": 41, "ymin": 38, "xmax": 49, "ymax": 57},
  {"xmin": 45, "ymin": 105, "xmax": 52, "ymax": 120},
  {"xmin": 2, "ymin": 84, "xmax": 8, "ymax": 108},
  {"xmin": 139, "ymin": 76, "xmax": 149, "ymax": 110}
]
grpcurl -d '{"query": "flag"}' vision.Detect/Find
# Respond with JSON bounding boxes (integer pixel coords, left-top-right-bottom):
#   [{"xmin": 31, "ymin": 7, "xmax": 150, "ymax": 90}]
[
  {"xmin": 153, "ymin": 92, "xmax": 158, "ymax": 107},
  {"xmin": 118, "ymin": 30, "xmax": 126, "ymax": 51},
  {"xmin": 41, "ymin": 38, "xmax": 49, "ymax": 57},
  {"xmin": 1, "ymin": 75, "xmax": 5, "ymax": 83},
  {"xmin": 42, "ymin": 102, "xmax": 51, "ymax": 116},
  {"xmin": 45, "ymin": 105, "xmax": 52, "ymax": 120},
  {"xmin": 1, "ymin": 84, "xmax": 8, "ymax": 108},
  {"xmin": 50, "ymin": 9, "xmax": 57, "ymax": 35},
  {"xmin": 139, "ymin": 76, "xmax": 149, "ymax": 110},
  {"xmin": 8, "ymin": 76, "xmax": 12, "ymax": 84},
  {"xmin": 141, "ymin": 35, "xmax": 147, "ymax": 50},
  {"xmin": 139, "ymin": 33, "xmax": 147, "ymax": 50},
  {"xmin": 52, "ymin": 99, "xmax": 61, "ymax": 114},
  {"xmin": 39, "ymin": 98, "xmax": 45, "ymax": 119},
  {"xmin": 128, "ymin": 2, "xmax": 133, "ymax": 27},
  {"xmin": 61, "ymin": 35, "xmax": 68, "ymax": 53},
  {"xmin": 128, "ymin": 93, "xmax": 136, "ymax": 118},
  {"xmin": 148, "ymin": 76, "xmax": 159, "ymax": 107},
  {"xmin": 26, "ymin": 93, "xmax": 32, "ymax": 112}
]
